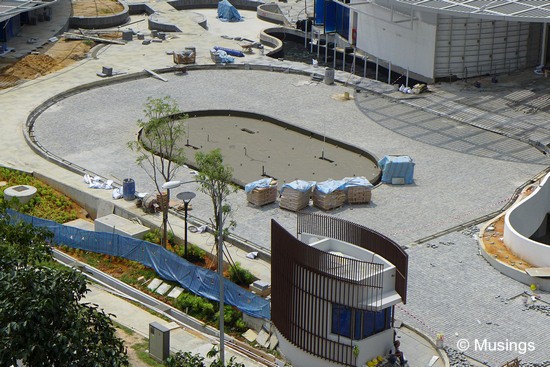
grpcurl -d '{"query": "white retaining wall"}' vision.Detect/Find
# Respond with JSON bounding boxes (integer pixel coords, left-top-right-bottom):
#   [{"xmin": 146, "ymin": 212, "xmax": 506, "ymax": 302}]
[{"xmin": 504, "ymin": 173, "xmax": 550, "ymax": 268}]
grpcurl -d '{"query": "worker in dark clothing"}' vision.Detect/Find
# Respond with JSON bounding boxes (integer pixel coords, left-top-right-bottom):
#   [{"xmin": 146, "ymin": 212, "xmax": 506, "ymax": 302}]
[{"xmin": 392, "ymin": 340, "xmax": 407, "ymax": 366}]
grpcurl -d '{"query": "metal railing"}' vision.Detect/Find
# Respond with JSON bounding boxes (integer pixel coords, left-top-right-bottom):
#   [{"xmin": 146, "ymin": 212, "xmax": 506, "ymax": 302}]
[{"xmin": 296, "ymin": 212, "xmax": 408, "ymax": 303}]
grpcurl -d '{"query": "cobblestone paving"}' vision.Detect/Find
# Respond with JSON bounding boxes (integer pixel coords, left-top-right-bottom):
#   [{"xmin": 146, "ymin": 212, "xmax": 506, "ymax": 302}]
[
  {"xmin": 396, "ymin": 229, "xmax": 550, "ymax": 366},
  {"xmin": 32, "ymin": 69, "xmax": 549, "ymax": 249}
]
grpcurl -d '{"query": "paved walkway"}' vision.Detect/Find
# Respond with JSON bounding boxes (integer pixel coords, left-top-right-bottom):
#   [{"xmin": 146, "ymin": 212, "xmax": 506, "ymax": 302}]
[
  {"xmin": 2, "ymin": 2, "xmax": 550, "ymax": 366},
  {"xmin": 85, "ymin": 283, "xmax": 268, "ymax": 367}
]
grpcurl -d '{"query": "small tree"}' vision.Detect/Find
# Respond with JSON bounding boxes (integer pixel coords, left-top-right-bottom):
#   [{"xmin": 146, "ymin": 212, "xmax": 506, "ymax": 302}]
[
  {"xmin": 194, "ymin": 149, "xmax": 237, "ymax": 256},
  {"xmin": 128, "ymin": 96, "xmax": 187, "ymax": 247}
]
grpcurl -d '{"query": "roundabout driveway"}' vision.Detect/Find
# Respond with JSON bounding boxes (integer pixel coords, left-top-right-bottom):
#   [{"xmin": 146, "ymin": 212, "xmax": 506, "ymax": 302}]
[{"xmin": 31, "ymin": 68, "xmax": 549, "ymax": 249}]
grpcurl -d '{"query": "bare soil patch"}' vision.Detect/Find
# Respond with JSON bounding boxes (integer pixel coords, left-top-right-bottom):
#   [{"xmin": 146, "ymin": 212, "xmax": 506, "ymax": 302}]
[
  {"xmin": 482, "ymin": 216, "xmax": 533, "ymax": 271},
  {"xmin": 0, "ymin": 39, "xmax": 92, "ymax": 88},
  {"xmin": 481, "ymin": 186, "xmax": 537, "ymax": 271},
  {"xmin": 72, "ymin": 0, "xmax": 124, "ymax": 17}
]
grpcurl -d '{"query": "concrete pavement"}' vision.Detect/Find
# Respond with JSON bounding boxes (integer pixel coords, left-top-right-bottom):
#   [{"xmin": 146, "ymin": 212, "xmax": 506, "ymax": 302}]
[{"xmin": 85, "ymin": 283, "xmax": 269, "ymax": 367}]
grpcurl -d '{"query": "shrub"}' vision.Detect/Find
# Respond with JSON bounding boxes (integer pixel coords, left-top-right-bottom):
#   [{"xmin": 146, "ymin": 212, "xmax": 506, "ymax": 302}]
[
  {"xmin": 143, "ymin": 229, "xmax": 175, "ymax": 246},
  {"xmin": 228, "ymin": 262, "xmax": 256, "ymax": 286},
  {"xmin": 143, "ymin": 230, "xmax": 161, "ymax": 244},
  {"xmin": 175, "ymin": 292, "xmax": 216, "ymax": 321},
  {"xmin": 175, "ymin": 244, "xmax": 206, "ymax": 264},
  {"xmin": 215, "ymin": 305, "xmax": 247, "ymax": 333}
]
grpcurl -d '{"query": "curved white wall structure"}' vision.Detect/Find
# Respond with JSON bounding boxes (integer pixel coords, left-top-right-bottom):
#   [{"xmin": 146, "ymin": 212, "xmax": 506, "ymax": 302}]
[{"xmin": 504, "ymin": 173, "xmax": 550, "ymax": 268}]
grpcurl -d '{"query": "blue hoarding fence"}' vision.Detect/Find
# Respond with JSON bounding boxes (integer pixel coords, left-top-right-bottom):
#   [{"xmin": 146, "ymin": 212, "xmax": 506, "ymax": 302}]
[{"xmin": 7, "ymin": 209, "xmax": 271, "ymax": 319}]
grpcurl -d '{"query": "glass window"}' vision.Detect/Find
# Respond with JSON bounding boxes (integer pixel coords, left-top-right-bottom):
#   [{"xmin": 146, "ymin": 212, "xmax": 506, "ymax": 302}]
[
  {"xmin": 331, "ymin": 304, "xmax": 352, "ymax": 338},
  {"xmin": 363, "ymin": 311, "xmax": 374, "ymax": 338},
  {"xmin": 375, "ymin": 310, "xmax": 386, "ymax": 333},
  {"xmin": 353, "ymin": 310, "xmax": 362, "ymax": 340},
  {"xmin": 386, "ymin": 307, "xmax": 393, "ymax": 329}
]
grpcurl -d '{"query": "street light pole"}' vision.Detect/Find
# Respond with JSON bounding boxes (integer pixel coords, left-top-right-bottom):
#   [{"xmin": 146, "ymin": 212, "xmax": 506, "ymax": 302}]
[
  {"xmin": 163, "ymin": 180, "xmax": 225, "ymax": 364},
  {"xmin": 176, "ymin": 191, "xmax": 195, "ymax": 259},
  {"xmin": 217, "ymin": 193, "xmax": 225, "ymax": 365}
]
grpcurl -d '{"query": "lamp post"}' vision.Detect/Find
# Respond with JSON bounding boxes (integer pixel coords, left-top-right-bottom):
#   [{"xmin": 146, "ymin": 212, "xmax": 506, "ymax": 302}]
[
  {"xmin": 162, "ymin": 180, "xmax": 225, "ymax": 365},
  {"xmin": 176, "ymin": 191, "xmax": 195, "ymax": 259}
]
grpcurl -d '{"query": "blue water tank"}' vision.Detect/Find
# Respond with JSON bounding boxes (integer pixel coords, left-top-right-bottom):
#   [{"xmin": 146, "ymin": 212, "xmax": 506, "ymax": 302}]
[{"xmin": 123, "ymin": 179, "xmax": 136, "ymax": 201}]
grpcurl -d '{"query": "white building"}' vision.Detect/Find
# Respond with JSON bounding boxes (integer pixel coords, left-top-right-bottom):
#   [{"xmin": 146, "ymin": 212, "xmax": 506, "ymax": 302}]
[
  {"xmin": 0, "ymin": 0, "xmax": 58, "ymax": 52},
  {"xmin": 317, "ymin": 0, "xmax": 550, "ymax": 82},
  {"xmin": 271, "ymin": 214, "xmax": 408, "ymax": 367}
]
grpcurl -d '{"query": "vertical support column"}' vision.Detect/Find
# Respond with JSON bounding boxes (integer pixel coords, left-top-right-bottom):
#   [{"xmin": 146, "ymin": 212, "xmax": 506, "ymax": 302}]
[
  {"xmin": 342, "ymin": 50, "xmax": 346, "ymax": 71},
  {"xmin": 406, "ymin": 67, "xmax": 409, "ymax": 88},
  {"xmin": 325, "ymin": 35, "xmax": 328, "ymax": 64},
  {"xmin": 388, "ymin": 61, "xmax": 392, "ymax": 84},
  {"xmin": 363, "ymin": 55, "xmax": 367, "ymax": 77},
  {"xmin": 305, "ymin": 21, "xmax": 308, "ymax": 48},
  {"xmin": 540, "ymin": 22, "xmax": 548, "ymax": 67},
  {"xmin": 333, "ymin": 39, "xmax": 337, "ymax": 68},
  {"xmin": 317, "ymin": 31, "xmax": 320, "ymax": 60},
  {"xmin": 353, "ymin": 49, "xmax": 356, "ymax": 75},
  {"xmin": 375, "ymin": 57, "xmax": 379, "ymax": 81}
]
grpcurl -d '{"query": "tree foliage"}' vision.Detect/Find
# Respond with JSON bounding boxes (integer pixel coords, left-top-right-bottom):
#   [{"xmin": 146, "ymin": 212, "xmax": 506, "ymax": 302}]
[
  {"xmin": 0, "ymin": 208, "xmax": 129, "ymax": 367},
  {"xmin": 194, "ymin": 149, "xmax": 237, "ymax": 248},
  {"xmin": 128, "ymin": 96, "xmax": 187, "ymax": 247}
]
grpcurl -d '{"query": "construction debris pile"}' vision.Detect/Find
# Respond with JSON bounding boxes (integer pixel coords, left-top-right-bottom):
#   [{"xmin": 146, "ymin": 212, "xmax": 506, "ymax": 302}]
[{"xmin": 398, "ymin": 83, "xmax": 428, "ymax": 95}]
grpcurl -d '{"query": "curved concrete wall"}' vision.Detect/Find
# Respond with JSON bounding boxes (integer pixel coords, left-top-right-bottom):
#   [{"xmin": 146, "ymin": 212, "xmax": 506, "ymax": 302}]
[
  {"xmin": 148, "ymin": 14, "xmax": 182, "ymax": 32},
  {"xmin": 69, "ymin": 1, "xmax": 130, "ymax": 29},
  {"xmin": 260, "ymin": 27, "xmax": 303, "ymax": 58},
  {"xmin": 504, "ymin": 172, "xmax": 550, "ymax": 267},
  {"xmin": 257, "ymin": 3, "xmax": 286, "ymax": 25}
]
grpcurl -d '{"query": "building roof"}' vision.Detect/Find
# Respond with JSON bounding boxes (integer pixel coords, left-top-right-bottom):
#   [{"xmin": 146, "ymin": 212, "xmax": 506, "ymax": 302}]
[
  {"xmin": 0, "ymin": 0, "xmax": 57, "ymax": 23},
  {"xmin": 387, "ymin": 0, "xmax": 550, "ymax": 22}
]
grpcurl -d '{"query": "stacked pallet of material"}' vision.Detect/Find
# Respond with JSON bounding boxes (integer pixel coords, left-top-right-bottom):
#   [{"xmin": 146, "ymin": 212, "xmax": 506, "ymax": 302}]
[
  {"xmin": 347, "ymin": 187, "xmax": 371, "ymax": 204},
  {"xmin": 345, "ymin": 177, "xmax": 373, "ymax": 204},
  {"xmin": 312, "ymin": 179, "xmax": 347, "ymax": 211},
  {"xmin": 279, "ymin": 180, "xmax": 315, "ymax": 212},
  {"xmin": 246, "ymin": 178, "xmax": 278, "ymax": 206}
]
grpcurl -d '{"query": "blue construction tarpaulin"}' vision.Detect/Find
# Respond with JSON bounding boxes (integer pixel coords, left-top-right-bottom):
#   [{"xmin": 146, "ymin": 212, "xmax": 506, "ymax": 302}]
[
  {"xmin": 6, "ymin": 209, "xmax": 270, "ymax": 319},
  {"xmin": 378, "ymin": 155, "xmax": 415, "ymax": 184},
  {"xmin": 217, "ymin": 0, "xmax": 242, "ymax": 22}
]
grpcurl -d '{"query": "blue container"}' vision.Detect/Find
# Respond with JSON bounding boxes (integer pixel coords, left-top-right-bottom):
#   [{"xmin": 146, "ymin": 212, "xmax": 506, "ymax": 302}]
[{"xmin": 122, "ymin": 178, "xmax": 136, "ymax": 201}]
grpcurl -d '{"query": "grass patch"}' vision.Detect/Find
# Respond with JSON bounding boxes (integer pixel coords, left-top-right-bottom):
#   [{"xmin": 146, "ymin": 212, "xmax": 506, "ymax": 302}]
[
  {"xmin": 132, "ymin": 341, "xmax": 165, "ymax": 367},
  {"xmin": 114, "ymin": 321, "xmax": 135, "ymax": 336}
]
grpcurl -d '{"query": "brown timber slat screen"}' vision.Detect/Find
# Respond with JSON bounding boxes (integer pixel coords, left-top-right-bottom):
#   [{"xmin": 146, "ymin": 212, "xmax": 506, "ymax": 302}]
[{"xmin": 271, "ymin": 219, "xmax": 390, "ymax": 367}]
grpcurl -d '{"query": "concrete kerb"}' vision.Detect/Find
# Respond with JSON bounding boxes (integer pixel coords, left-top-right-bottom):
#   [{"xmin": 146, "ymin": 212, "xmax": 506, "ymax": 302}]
[{"xmin": 399, "ymin": 322, "xmax": 450, "ymax": 367}]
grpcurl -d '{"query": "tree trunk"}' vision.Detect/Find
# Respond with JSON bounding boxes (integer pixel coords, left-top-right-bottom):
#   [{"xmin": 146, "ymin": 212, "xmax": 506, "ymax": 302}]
[{"xmin": 157, "ymin": 192, "xmax": 169, "ymax": 247}]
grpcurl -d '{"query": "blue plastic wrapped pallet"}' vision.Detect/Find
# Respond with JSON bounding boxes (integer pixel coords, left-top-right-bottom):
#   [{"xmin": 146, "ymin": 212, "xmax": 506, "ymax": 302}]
[{"xmin": 378, "ymin": 155, "xmax": 415, "ymax": 184}]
